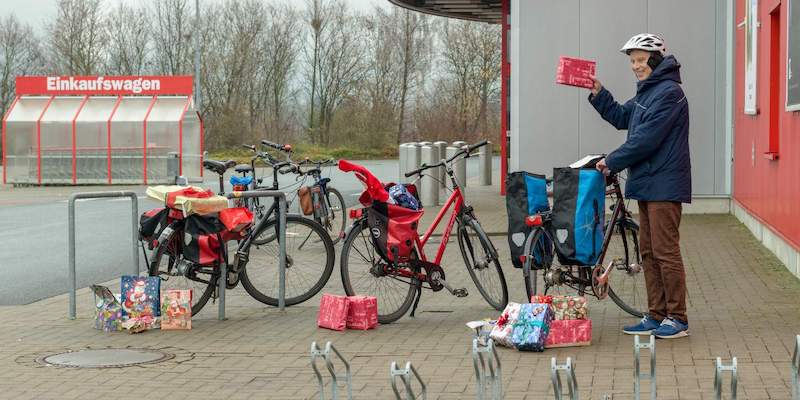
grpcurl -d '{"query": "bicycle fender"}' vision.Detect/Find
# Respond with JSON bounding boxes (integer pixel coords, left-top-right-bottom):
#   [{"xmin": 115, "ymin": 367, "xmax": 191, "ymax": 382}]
[{"xmin": 342, "ymin": 216, "xmax": 367, "ymax": 242}]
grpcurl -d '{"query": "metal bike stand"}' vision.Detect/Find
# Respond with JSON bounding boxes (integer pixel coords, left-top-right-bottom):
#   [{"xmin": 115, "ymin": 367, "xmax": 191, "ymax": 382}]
[
  {"xmin": 793, "ymin": 335, "xmax": 800, "ymax": 400},
  {"xmin": 310, "ymin": 341, "xmax": 352, "ymax": 400},
  {"xmin": 390, "ymin": 361, "xmax": 427, "ymax": 400},
  {"xmin": 714, "ymin": 357, "xmax": 738, "ymax": 400},
  {"xmin": 551, "ymin": 357, "xmax": 579, "ymax": 400},
  {"xmin": 472, "ymin": 337, "xmax": 502, "ymax": 400},
  {"xmin": 220, "ymin": 191, "xmax": 287, "ymax": 320},
  {"xmin": 633, "ymin": 335, "xmax": 656, "ymax": 400},
  {"xmin": 68, "ymin": 191, "xmax": 139, "ymax": 319}
]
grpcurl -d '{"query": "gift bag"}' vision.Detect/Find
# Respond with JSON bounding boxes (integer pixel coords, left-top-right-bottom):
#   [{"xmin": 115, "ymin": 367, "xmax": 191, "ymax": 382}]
[
  {"xmin": 551, "ymin": 296, "xmax": 588, "ymax": 320},
  {"xmin": 317, "ymin": 294, "xmax": 349, "ymax": 331},
  {"xmin": 91, "ymin": 285, "xmax": 123, "ymax": 332},
  {"xmin": 510, "ymin": 303, "xmax": 554, "ymax": 352},
  {"xmin": 545, "ymin": 319, "xmax": 592, "ymax": 348},
  {"xmin": 489, "ymin": 302, "xmax": 522, "ymax": 348},
  {"xmin": 346, "ymin": 296, "xmax": 378, "ymax": 330},
  {"xmin": 161, "ymin": 289, "xmax": 192, "ymax": 330},
  {"xmin": 120, "ymin": 276, "xmax": 161, "ymax": 322}
]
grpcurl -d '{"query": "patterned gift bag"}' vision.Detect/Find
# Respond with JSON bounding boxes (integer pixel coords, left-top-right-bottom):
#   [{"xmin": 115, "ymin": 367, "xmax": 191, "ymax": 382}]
[
  {"xmin": 551, "ymin": 296, "xmax": 588, "ymax": 320},
  {"xmin": 489, "ymin": 302, "xmax": 522, "ymax": 348},
  {"xmin": 545, "ymin": 319, "xmax": 592, "ymax": 348},
  {"xmin": 510, "ymin": 303, "xmax": 554, "ymax": 352},
  {"xmin": 161, "ymin": 289, "xmax": 192, "ymax": 330},
  {"xmin": 91, "ymin": 285, "xmax": 122, "ymax": 332},
  {"xmin": 346, "ymin": 296, "xmax": 378, "ymax": 330},
  {"xmin": 317, "ymin": 294, "xmax": 349, "ymax": 331}
]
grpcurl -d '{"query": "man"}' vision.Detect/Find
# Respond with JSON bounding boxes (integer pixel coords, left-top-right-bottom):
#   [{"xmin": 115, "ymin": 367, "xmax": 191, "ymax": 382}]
[{"xmin": 588, "ymin": 33, "xmax": 691, "ymax": 339}]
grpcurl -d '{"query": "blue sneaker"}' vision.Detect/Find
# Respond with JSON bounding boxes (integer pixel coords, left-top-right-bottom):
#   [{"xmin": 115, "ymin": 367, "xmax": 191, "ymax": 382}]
[
  {"xmin": 622, "ymin": 315, "xmax": 662, "ymax": 335},
  {"xmin": 653, "ymin": 317, "xmax": 689, "ymax": 339}
]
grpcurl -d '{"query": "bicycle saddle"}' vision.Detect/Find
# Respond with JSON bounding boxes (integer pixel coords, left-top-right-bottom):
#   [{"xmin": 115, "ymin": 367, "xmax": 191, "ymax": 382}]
[
  {"xmin": 234, "ymin": 164, "xmax": 253, "ymax": 173},
  {"xmin": 203, "ymin": 159, "xmax": 236, "ymax": 175}
]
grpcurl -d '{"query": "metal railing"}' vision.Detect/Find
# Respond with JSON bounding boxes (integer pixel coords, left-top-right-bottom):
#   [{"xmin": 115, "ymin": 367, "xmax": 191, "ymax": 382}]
[
  {"xmin": 311, "ymin": 341, "xmax": 352, "ymax": 400},
  {"xmin": 391, "ymin": 361, "xmax": 426, "ymax": 400},
  {"xmin": 633, "ymin": 335, "xmax": 656, "ymax": 400}
]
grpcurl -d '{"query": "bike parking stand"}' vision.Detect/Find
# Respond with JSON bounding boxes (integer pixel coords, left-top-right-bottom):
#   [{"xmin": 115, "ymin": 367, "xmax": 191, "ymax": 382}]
[
  {"xmin": 472, "ymin": 337, "xmax": 502, "ymax": 400},
  {"xmin": 633, "ymin": 335, "xmax": 656, "ymax": 400},
  {"xmin": 390, "ymin": 361, "xmax": 427, "ymax": 400},
  {"xmin": 714, "ymin": 357, "xmax": 738, "ymax": 400},
  {"xmin": 551, "ymin": 357, "xmax": 578, "ymax": 400},
  {"xmin": 793, "ymin": 335, "xmax": 800, "ymax": 400},
  {"xmin": 310, "ymin": 341, "xmax": 352, "ymax": 400}
]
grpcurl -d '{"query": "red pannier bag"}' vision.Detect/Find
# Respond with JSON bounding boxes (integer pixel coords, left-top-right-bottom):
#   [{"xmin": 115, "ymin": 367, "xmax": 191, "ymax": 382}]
[
  {"xmin": 556, "ymin": 56, "xmax": 596, "ymax": 89},
  {"xmin": 219, "ymin": 207, "xmax": 254, "ymax": 232},
  {"xmin": 183, "ymin": 214, "xmax": 225, "ymax": 265},
  {"xmin": 367, "ymin": 202, "xmax": 423, "ymax": 262},
  {"xmin": 317, "ymin": 294, "xmax": 349, "ymax": 331},
  {"xmin": 346, "ymin": 296, "xmax": 378, "ymax": 330}
]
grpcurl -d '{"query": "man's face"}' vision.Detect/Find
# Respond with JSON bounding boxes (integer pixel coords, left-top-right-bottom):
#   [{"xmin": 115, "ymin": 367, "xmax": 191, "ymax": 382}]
[{"xmin": 629, "ymin": 49, "xmax": 653, "ymax": 81}]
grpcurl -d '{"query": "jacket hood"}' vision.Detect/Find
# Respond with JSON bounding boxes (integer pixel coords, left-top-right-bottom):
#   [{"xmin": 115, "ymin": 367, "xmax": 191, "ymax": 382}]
[{"xmin": 637, "ymin": 55, "xmax": 681, "ymax": 93}]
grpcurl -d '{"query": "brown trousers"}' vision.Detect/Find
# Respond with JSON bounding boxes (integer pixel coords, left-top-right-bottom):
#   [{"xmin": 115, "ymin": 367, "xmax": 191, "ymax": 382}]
[{"xmin": 637, "ymin": 201, "xmax": 687, "ymax": 323}]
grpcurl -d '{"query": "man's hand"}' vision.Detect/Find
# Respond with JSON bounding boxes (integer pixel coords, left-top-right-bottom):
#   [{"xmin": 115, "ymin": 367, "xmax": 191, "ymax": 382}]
[
  {"xmin": 596, "ymin": 157, "xmax": 610, "ymax": 176},
  {"xmin": 589, "ymin": 76, "xmax": 602, "ymax": 96}
]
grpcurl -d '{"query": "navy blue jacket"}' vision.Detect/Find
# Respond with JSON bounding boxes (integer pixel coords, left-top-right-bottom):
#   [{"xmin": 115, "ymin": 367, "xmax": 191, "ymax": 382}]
[{"xmin": 589, "ymin": 55, "xmax": 691, "ymax": 203}]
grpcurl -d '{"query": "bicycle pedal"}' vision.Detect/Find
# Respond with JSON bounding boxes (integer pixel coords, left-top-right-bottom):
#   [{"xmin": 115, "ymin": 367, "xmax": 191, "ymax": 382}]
[{"xmin": 452, "ymin": 288, "xmax": 468, "ymax": 298}]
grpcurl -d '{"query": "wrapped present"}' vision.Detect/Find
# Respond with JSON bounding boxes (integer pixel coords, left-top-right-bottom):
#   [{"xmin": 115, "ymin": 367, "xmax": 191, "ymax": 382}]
[
  {"xmin": 545, "ymin": 319, "xmax": 592, "ymax": 348},
  {"xmin": 122, "ymin": 316, "xmax": 159, "ymax": 334},
  {"xmin": 317, "ymin": 294, "xmax": 349, "ymax": 331},
  {"xmin": 556, "ymin": 56, "xmax": 597, "ymax": 89},
  {"xmin": 91, "ymin": 285, "xmax": 123, "ymax": 332},
  {"xmin": 489, "ymin": 302, "xmax": 522, "ymax": 348},
  {"xmin": 551, "ymin": 296, "xmax": 588, "ymax": 320},
  {"xmin": 145, "ymin": 185, "xmax": 228, "ymax": 216},
  {"xmin": 161, "ymin": 289, "xmax": 192, "ymax": 330},
  {"xmin": 120, "ymin": 276, "xmax": 161, "ymax": 331},
  {"xmin": 346, "ymin": 296, "xmax": 378, "ymax": 330},
  {"xmin": 510, "ymin": 303, "xmax": 553, "ymax": 352},
  {"xmin": 530, "ymin": 294, "xmax": 553, "ymax": 304}
]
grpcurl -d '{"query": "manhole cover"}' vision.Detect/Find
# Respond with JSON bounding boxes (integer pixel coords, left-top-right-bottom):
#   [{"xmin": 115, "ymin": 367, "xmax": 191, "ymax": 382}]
[{"xmin": 40, "ymin": 348, "xmax": 173, "ymax": 368}]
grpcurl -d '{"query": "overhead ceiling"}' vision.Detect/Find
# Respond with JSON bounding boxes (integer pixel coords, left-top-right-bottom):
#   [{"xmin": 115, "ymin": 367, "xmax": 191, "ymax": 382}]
[{"xmin": 387, "ymin": 0, "xmax": 502, "ymax": 24}]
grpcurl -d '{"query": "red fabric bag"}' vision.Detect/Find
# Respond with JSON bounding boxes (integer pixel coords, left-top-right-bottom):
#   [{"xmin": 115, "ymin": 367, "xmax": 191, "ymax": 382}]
[
  {"xmin": 556, "ymin": 56, "xmax": 596, "ymax": 89},
  {"xmin": 545, "ymin": 319, "xmax": 592, "ymax": 348},
  {"xmin": 219, "ymin": 207, "xmax": 254, "ymax": 232},
  {"xmin": 317, "ymin": 294, "xmax": 349, "ymax": 331},
  {"xmin": 346, "ymin": 296, "xmax": 378, "ymax": 330}
]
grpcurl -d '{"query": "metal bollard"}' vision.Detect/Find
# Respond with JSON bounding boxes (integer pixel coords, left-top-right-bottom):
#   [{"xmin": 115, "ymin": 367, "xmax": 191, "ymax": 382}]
[
  {"xmin": 633, "ymin": 335, "xmax": 656, "ymax": 400},
  {"xmin": 714, "ymin": 357, "xmax": 738, "ymax": 400},
  {"xmin": 391, "ymin": 361, "xmax": 426, "ymax": 400},
  {"xmin": 420, "ymin": 145, "xmax": 439, "ymax": 206},
  {"xmin": 452, "ymin": 140, "xmax": 467, "ymax": 148},
  {"xmin": 472, "ymin": 337, "xmax": 502, "ymax": 400},
  {"xmin": 478, "ymin": 141, "xmax": 492, "ymax": 186},
  {"xmin": 418, "ymin": 141, "xmax": 432, "ymax": 147},
  {"xmin": 433, "ymin": 141, "xmax": 448, "ymax": 188},
  {"xmin": 310, "ymin": 341, "xmax": 353, "ymax": 400},
  {"xmin": 455, "ymin": 145, "xmax": 468, "ymax": 190},
  {"xmin": 551, "ymin": 357, "xmax": 579, "ymax": 400},
  {"xmin": 407, "ymin": 143, "xmax": 421, "ymax": 184},
  {"xmin": 399, "ymin": 143, "xmax": 410, "ymax": 183},
  {"xmin": 793, "ymin": 335, "xmax": 800, "ymax": 400}
]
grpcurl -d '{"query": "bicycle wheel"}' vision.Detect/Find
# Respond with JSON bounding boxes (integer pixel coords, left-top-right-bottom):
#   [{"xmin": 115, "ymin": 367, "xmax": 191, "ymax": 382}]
[
  {"xmin": 522, "ymin": 227, "xmax": 553, "ymax": 299},
  {"xmin": 523, "ymin": 228, "xmax": 593, "ymax": 300},
  {"xmin": 240, "ymin": 215, "xmax": 335, "ymax": 306},
  {"xmin": 148, "ymin": 230, "xmax": 217, "ymax": 316},
  {"xmin": 457, "ymin": 218, "xmax": 508, "ymax": 311},
  {"xmin": 322, "ymin": 187, "xmax": 347, "ymax": 245},
  {"xmin": 340, "ymin": 218, "xmax": 416, "ymax": 324},
  {"xmin": 603, "ymin": 220, "xmax": 646, "ymax": 318}
]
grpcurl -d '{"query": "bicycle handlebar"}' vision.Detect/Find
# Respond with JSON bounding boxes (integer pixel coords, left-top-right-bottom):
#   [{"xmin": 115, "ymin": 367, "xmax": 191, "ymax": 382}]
[
  {"xmin": 242, "ymin": 144, "xmax": 256, "ymax": 151},
  {"xmin": 261, "ymin": 140, "xmax": 292, "ymax": 153},
  {"xmin": 446, "ymin": 140, "xmax": 488, "ymax": 163}
]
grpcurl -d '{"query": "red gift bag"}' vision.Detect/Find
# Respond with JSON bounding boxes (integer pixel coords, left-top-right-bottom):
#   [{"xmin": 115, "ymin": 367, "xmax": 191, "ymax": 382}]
[
  {"xmin": 545, "ymin": 319, "xmax": 592, "ymax": 348},
  {"xmin": 317, "ymin": 294, "xmax": 349, "ymax": 331},
  {"xmin": 556, "ymin": 56, "xmax": 597, "ymax": 89},
  {"xmin": 219, "ymin": 207, "xmax": 254, "ymax": 232},
  {"xmin": 346, "ymin": 296, "xmax": 378, "ymax": 330}
]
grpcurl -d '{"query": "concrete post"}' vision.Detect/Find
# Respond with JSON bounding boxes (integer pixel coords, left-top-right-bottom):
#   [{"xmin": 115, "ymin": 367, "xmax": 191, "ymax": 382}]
[
  {"xmin": 433, "ymin": 141, "xmax": 448, "ymax": 188},
  {"xmin": 452, "ymin": 140, "xmax": 467, "ymax": 149},
  {"xmin": 455, "ymin": 145, "xmax": 468, "ymax": 193},
  {"xmin": 418, "ymin": 141, "xmax": 432, "ymax": 147},
  {"xmin": 421, "ymin": 145, "xmax": 439, "ymax": 206},
  {"xmin": 479, "ymin": 141, "xmax": 492, "ymax": 186},
  {"xmin": 407, "ymin": 143, "xmax": 421, "ymax": 184},
  {"xmin": 398, "ymin": 143, "xmax": 409, "ymax": 182}
]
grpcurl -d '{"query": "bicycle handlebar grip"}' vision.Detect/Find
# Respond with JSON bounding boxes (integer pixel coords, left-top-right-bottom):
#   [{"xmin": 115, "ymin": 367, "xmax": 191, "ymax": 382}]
[
  {"xmin": 468, "ymin": 140, "xmax": 489, "ymax": 152},
  {"xmin": 261, "ymin": 140, "xmax": 291, "ymax": 152},
  {"xmin": 242, "ymin": 144, "xmax": 256, "ymax": 151},
  {"xmin": 404, "ymin": 170, "xmax": 417, "ymax": 178}
]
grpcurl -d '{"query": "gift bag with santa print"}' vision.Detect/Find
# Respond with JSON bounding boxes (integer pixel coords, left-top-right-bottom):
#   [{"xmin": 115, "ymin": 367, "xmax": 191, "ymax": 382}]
[
  {"xmin": 161, "ymin": 289, "xmax": 192, "ymax": 330},
  {"xmin": 120, "ymin": 276, "xmax": 161, "ymax": 321}
]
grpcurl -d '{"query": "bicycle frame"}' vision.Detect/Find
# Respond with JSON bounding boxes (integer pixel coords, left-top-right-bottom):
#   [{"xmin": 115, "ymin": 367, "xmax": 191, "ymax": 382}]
[{"xmin": 417, "ymin": 186, "xmax": 465, "ymax": 265}]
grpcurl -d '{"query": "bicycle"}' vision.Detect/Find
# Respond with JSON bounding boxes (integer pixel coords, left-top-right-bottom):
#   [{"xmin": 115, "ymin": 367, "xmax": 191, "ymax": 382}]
[
  {"xmin": 144, "ymin": 158, "xmax": 335, "ymax": 315},
  {"xmin": 338, "ymin": 140, "xmax": 508, "ymax": 324},
  {"xmin": 520, "ymin": 162, "xmax": 645, "ymax": 317}
]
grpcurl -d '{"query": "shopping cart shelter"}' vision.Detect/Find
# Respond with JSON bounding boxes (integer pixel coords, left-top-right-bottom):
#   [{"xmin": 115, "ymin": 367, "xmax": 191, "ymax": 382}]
[{"xmin": 2, "ymin": 76, "xmax": 202, "ymax": 185}]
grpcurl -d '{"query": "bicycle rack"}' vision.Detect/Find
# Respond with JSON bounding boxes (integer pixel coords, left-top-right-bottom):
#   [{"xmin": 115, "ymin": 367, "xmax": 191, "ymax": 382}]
[
  {"xmin": 633, "ymin": 335, "xmax": 656, "ymax": 400},
  {"xmin": 310, "ymin": 341, "xmax": 352, "ymax": 400},
  {"xmin": 714, "ymin": 357, "xmax": 738, "ymax": 400},
  {"xmin": 551, "ymin": 357, "xmax": 579, "ymax": 400},
  {"xmin": 68, "ymin": 191, "xmax": 139, "ymax": 319},
  {"xmin": 792, "ymin": 335, "xmax": 800, "ymax": 400},
  {"xmin": 472, "ymin": 337, "xmax": 502, "ymax": 400},
  {"xmin": 390, "ymin": 361, "xmax": 427, "ymax": 400}
]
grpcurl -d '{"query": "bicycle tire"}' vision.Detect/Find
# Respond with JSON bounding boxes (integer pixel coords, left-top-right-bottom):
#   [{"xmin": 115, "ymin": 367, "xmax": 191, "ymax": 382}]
[
  {"xmin": 457, "ymin": 218, "xmax": 508, "ymax": 311},
  {"xmin": 522, "ymin": 227, "xmax": 552, "ymax": 300},
  {"xmin": 240, "ymin": 215, "xmax": 335, "ymax": 306},
  {"xmin": 340, "ymin": 218, "xmax": 416, "ymax": 324},
  {"xmin": 148, "ymin": 230, "xmax": 217, "ymax": 316},
  {"xmin": 322, "ymin": 187, "xmax": 347, "ymax": 245},
  {"xmin": 605, "ymin": 221, "xmax": 645, "ymax": 318}
]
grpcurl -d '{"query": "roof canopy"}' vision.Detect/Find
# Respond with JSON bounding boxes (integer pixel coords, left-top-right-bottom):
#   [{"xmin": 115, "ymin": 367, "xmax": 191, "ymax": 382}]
[{"xmin": 387, "ymin": 0, "xmax": 501, "ymax": 24}]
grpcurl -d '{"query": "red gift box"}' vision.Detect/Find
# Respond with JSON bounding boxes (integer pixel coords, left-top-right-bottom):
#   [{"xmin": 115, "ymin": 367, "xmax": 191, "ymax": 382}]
[
  {"xmin": 317, "ymin": 294, "xmax": 349, "ymax": 331},
  {"xmin": 545, "ymin": 319, "xmax": 592, "ymax": 348},
  {"xmin": 346, "ymin": 296, "xmax": 378, "ymax": 330},
  {"xmin": 530, "ymin": 295, "xmax": 553, "ymax": 304},
  {"xmin": 556, "ymin": 56, "xmax": 596, "ymax": 89}
]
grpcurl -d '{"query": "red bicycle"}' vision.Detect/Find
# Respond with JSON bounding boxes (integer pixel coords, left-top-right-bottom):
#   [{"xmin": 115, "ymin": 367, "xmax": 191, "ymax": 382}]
[{"xmin": 339, "ymin": 140, "xmax": 508, "ymax": 324}]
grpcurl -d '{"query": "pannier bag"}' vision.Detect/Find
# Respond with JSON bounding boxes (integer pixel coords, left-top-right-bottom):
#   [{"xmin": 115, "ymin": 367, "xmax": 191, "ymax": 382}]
[
  {"xmin": 298, "ymin": 186, "xmax": 314, "ymax": 215},
  {"xmin": 551, "ymin": 168, "xmax": 605, "ymax": 266},
  {"xmin": 219, "ymin": 207, "xmax": 254, "ymax": 232},
  {"xmin": 505, "ymin": 172, "xmax": 551, "ymax": 268},
  {"xmin": 183, "ymin": 214, "xmax": 226, "ymax": 265},
  {"xmin": 367, "ymin": 201, "xmax": 423, "ymax": 263},
  {"xmin": 139, "ymin": 207, "xmax": 169, "ymax": 241}
]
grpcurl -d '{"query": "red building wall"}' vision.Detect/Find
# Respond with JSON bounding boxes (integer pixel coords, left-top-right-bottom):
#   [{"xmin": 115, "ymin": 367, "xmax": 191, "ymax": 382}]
[{"xmin": 734, "ymin": 0, "xmax": 800, "ymax": 249}]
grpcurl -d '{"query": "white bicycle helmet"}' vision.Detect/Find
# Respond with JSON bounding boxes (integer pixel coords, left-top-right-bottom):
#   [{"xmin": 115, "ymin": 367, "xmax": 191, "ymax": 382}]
[{"xmin": 620, "ymin": 33, "xmax": 666, "ymax": 55}]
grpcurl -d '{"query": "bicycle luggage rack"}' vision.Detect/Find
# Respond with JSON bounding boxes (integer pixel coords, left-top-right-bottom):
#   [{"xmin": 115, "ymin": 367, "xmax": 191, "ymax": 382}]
[
  {"xmin": 793, "ymin": 335, "xmax": 800, "ymax": 400},
  {"xmin": 310, "ymin": 341, "xmax": 352, "ymax": 400},
  {"xmin": 390, "ymin": 361, "xmax": 427, "ymax": 400},
  {"xmin": 714, "ymin": 357, "xmax": 738, "ymax": 400},
  {"xmin": 551, "ymin": 357, "xmax": 579, "ymax": 400},
  {"xmin": 633, "ymin": 335, "xmax": 656, "ymax": 400},
  {"xmin": 472, "ymin": 336, "xmax": 502, "ymax": 400}
]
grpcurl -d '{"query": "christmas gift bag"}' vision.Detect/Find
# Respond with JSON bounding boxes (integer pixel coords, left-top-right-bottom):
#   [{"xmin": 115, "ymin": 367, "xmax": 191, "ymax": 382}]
[
  {"xmin": 161, "ymin": 289, "xmax": 192, "ymax": 330},
  {"xmin": 91, "ymin": 285, "xmax": 123, "ymax": 332},
  {"xmin": 489, "ymin": 302, "xmax": 522, "ymax": 348},
  {"xmin": 120, "ymin": 276, "xmax": 161, "ymax": 331},
  {"xmin": 346, "ymin": 296, "xmax": 378, "ymax": 330},
  {"xmin": 317, "ymin": 294, "xmax": 349, "ymax": 331},
  {"xmin": 545, "ymin": 319, "xmax": 592, "ymax": 348},
  {"xmin": 510, "ymin": 303, "xmax": 554, "ymax": 352},
  {"xmin": 551, "ymin": 296, "xmax": 588, "ymax": 320}
]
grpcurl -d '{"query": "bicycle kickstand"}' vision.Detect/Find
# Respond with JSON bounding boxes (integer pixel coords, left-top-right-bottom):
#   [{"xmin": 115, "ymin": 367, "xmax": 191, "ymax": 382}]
[{"xmin": 409, "ymin": 283, "xmax": 423, "ymax": 318}]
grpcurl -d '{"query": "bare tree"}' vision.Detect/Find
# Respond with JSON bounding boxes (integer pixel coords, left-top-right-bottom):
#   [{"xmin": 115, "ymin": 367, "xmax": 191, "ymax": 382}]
[
  {"xmin": 0, "ymin": 15, "xmax": 43, "ymax": 120},
  {"xmin": 468, "ymin": 23, "xmax": 501, "ymax": 138},
  {"xmin": 105, "ymin": 3, "xmax": 151, "ymax": 75},
  {"xmin": 150, "ymin": 0, "xmax": 193, "ymax": 75},
  {"xmin": 395, "ymin": 9, "xmax": 432, "ymax": 143},
  {"xmin": 303, "ymin": 0, "xmax": 334, "ymax": 144},
  {"xmin": 48, "ymin": 0, "xmax": 106, "ymax": 75}
]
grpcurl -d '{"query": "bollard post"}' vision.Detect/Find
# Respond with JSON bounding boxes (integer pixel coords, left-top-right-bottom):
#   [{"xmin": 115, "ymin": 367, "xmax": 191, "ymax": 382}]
[
  {"xmin": 452, "ymin": 140, "xmax": 467, "ymax": 148},
  {"xmin": 418, "ymin": 141, "xmax": 432, "ymax": 147},
  {"xmin": 433, "ymin": 141, "xmax": 448, "ymax": 188},
  {"xmin": 399, "ymin": 143, "xmax": 410, "ymax": 183},
  {"xmin": 455, "ymin": 145, "xmax": 468, "ymax": 193},
  {"xmin": 420, "ymin": 145, "xmax": 439, "ymax": 206},
  {"xmin": 407, "ymin": 143, "xmax": 421, "ymax": 184},
  {"xmin": 478, "ymin": 141, "xmax": 492, "ymax": 186}
]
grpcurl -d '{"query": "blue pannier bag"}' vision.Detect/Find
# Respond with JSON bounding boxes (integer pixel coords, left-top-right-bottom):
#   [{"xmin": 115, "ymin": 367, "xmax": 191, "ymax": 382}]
[
  {"xmin": 506, "ymin": 171, "xmax": 552, "ymax": 268},
  {"xmin": 550, "ymin": 167, "xmax": 605, "ymax": 266}
]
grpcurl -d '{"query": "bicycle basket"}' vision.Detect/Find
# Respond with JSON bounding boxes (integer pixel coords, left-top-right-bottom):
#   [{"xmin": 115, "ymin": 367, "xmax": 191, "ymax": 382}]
[{"xmin": 366, "ymin": 201, "xmax": 423, "ymax": 263}]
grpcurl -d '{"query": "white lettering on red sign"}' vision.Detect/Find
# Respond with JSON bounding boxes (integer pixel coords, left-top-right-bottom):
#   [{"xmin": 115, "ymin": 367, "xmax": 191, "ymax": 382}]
[{"xmin": 44, "ymin": 76, "xmax": 161, "ymax": 94}]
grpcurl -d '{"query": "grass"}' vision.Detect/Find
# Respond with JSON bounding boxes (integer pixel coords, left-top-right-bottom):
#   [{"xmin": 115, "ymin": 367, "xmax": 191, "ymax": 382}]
[{"xmin": 207, "ymin": 143, "xmax": 398, "ymax": 164}]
